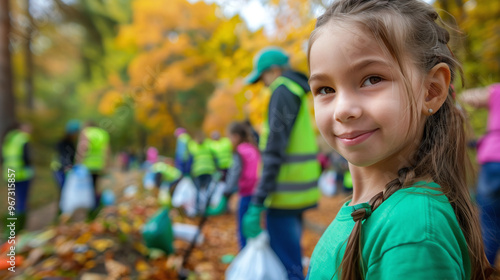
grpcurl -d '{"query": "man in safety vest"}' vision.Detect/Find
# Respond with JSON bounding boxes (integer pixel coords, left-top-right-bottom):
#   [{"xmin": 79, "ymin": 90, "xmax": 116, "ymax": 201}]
[
  {"xmin": 209, "ymin": 131, "xmax": 232, "ymax": 180},
  {"xmin": 76, "ymin": 121, "xmax": 110, "ymax": 214},
  {"xmin": 242, "ymin": 47, "xmax": 321, "ymax": 280},
  {"xmin": 151, "ymin": 158, "xmax": 183, "ymax": 207},
  {"xmin": 151, "ymin": 158, "xmax": 182, "ymax": 190},
  {"xmin": 2, "ymin": 123, "xmax": 34, "ymax": 233},
  {"xmin": 188, "ymin": 132, "xmax": 216, "ymax": 215}
]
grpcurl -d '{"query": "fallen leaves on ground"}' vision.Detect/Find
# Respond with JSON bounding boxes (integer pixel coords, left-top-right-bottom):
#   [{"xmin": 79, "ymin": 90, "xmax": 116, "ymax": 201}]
[{"xmin": 0, "ymin": 171, "xmax": 347, "ymax": 280}]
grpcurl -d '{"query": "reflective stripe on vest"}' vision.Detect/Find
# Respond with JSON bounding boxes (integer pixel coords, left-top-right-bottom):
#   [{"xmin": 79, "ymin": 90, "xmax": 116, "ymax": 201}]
[
  {"xmin": 152, "ymin": 162, "xmax": 182, "ymax": 183},
  {"xmin": 81, "ymin": 127, "xmax": 109, "ymax": 171},
  {"xmin": 2, "ymin": 130, "xmax": 34, "ymax": 181},
  {"xmin": 188, "ymin": 140, "xmax": 216, "ymax": 177},
  {"xmin": 210, "ymin": 138, "xmax": 233, "ymax": 169},
  {"xmin": 261, "ymin": 76, "xmax": 321, "ymax": 210}
]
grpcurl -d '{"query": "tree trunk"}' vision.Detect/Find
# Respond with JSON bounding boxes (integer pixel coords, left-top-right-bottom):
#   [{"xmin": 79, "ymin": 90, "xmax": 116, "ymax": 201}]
[
  {"xmin": 0, "ymin": 0, "xmax": 17, "ymax": 147},
  {"xmin": 25, "ymin": 0, "xmax": 34, "ymax": 110}
]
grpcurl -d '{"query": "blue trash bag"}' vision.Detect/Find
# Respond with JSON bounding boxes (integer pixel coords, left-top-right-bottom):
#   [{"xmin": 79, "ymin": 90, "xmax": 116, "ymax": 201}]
[
  {"xmin": 100, "ymin": 189, "xmax": 116, "ymax": 206},
  {"xmin": 59, "ymin": 165, "xmax": 95, "ymax": 215}
]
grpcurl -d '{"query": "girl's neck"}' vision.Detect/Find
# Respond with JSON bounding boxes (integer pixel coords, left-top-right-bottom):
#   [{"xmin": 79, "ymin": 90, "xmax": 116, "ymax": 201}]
[
  {"xmin": 349, "ymin": 166, "xmax": 392, "ymax": 205},
  {"xmin": 348, "ymin": 164, "xmax": 434, "ymax": 206}
]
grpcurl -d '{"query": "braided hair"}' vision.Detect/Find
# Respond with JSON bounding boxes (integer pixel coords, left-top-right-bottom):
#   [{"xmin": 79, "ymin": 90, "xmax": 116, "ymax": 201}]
[{"xmin": 308, "ymin": 0, "xmax": 492, "ymax": 279}]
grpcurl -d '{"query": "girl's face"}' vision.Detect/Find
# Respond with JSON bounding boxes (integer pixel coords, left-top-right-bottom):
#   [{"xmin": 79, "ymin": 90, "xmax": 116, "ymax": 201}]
[{"xmin": 309, "ymin": 23, "xmax": 425, "ymax": 170}]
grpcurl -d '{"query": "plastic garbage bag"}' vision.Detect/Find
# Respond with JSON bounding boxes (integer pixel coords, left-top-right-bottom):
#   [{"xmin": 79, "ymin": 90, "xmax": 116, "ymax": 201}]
[
  {"xmin": 207, "ymin": 181, "xmax": 226, "ymax": 208},
  {"xmin": 100, "ymin": 189, "xmax": 115, "ymax": 206},
  {"xmin": 318, "ymin": 170, "xmax": 337, "ymax": 197},
  {"xmin": 172, "ymin": 223, "xmax": 204, "ymax": 245},
  {"xmin": 142, "ymin": 208, "xmax": 174, "ymax": 255},
  {"xmin": 225, "ymin": 232, "xmax": 287, "ymax": 280},
  {"xmin": 59, "ymin": 165, "xmax": 95, "ymax": 214},
  {"xmin": 171, "ymin": 177, "xmax": 197, "ymax": 216},
  {"xmin": 143, "ymin": 171, "xmax": 156, "ymax": 190}
]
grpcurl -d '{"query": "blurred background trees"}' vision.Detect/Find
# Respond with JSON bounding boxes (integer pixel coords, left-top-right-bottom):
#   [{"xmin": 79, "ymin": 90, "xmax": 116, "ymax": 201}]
[{"xmin": 0, "ymin": 0, "xmax": 498, "ymax": 209}]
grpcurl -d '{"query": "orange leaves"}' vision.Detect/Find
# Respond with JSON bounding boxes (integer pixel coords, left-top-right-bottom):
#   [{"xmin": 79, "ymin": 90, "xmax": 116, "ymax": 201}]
[
  {"xmin": 98, "ymin": 90, "xmax": 124, "ymax": 116},
  {"xmin": 203, "ymin": 83, "xmax": 244, "ymax": 135},
  {"xmin": 104, "ymin": 0, "xmax": 325, "ymax": 147}
]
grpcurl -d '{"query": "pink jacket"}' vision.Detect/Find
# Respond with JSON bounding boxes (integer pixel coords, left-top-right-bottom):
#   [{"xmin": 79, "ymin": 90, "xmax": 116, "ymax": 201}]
[{"xmin": 236, "ymin": 143, "xmax": 261, "ymax": 196}]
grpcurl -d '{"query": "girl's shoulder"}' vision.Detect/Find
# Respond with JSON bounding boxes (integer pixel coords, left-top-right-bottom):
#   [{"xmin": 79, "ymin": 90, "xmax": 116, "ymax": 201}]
[
  {"xmin": 364, "ymin": 181, "xmax": 465, "ymax": 254},
  {"xmin": 236, "ymin": 142, "xmax": 259, "ymax": 156}
]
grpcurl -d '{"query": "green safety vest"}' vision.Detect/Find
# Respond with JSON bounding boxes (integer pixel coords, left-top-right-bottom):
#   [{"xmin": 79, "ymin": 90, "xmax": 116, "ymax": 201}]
[
  {"xmin": 188, "ymin": 140, "xmax": 216, "ymax": 177},
  {"xmin": 260, "ymin": 76, "xmax": 321, "ymax": 210},
  {"xmin": 81, "ymin": 127, "xmax": 109, "ymax": 172},
  {"xmin": 2, "ymin": 130, "xmax": 34, "ymax": 181},
  {"xmin": 210, "ymin": 137, "xmax": 233, "ymax": 169},
  {"xmin": 344, "ymin": 171, "xmax": 353, "ymax": 189},
  {"xmin": 151, "ymin": 162, "xmax": 182, "ymax": 183}
]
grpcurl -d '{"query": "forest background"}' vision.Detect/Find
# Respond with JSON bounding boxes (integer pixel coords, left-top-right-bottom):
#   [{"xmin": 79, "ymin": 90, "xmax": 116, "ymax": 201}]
[{"xmin": 0, "ymin": 0, "xmax": 499, "ymax": 210}]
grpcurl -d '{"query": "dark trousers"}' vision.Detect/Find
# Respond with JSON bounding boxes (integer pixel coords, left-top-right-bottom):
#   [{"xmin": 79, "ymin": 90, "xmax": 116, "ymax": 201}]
[
  {"xmin": 91, "ymin": 173, "xmax": 101, "ymax": 209},
  {"xmin": 267, "ymin": 212, "xmax": 305, "ymax": 280},
  {"xmin": 237, "ymin": 195, "xmax": 252, "ymax": 249},
  {"xmin": 477, "ymin": 162, "xmax": 500, "ymax": 265},
  {"xmin": 15, "ymin": 180, "xmax": 31, "ymax": 215}
]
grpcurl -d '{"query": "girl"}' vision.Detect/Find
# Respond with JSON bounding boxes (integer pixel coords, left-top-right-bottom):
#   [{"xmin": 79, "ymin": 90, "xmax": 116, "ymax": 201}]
[
  {"xmin": 225, "ymin": 121, "xmax": 261, "ymax": 249},
  {"xmin": 306, "ymin": 0, "xmax": 492, "ymax": 279}
]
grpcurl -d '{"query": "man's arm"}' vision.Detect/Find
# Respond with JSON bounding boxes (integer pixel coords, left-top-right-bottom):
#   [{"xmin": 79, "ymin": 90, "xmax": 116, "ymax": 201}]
[
  {"xmin": 251, "ymin": 85, "xmax": 301, "ymax": 205},
  {"xmin": 224, "ymin": 153, "xmax": 242, "ymax": 196}
]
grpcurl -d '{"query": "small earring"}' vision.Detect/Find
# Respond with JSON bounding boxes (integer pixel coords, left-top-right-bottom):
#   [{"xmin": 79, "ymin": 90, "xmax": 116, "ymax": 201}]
[{"xmin": 428, "ymin": 108, "xmax": 433, "ymax": 114}]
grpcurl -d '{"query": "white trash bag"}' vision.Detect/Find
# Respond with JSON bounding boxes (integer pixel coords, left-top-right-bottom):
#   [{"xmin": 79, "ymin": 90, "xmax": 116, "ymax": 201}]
[
  {"xmin": 171, "ymin": 177, "xmax": 197, "ymax": 216},
  {"xmin": 318, "ymin": 170, "xmax": 337, "ymax": 197},
  {"xmin": 172, "ymin": 223, "xmax": 204, "ymax": 245},
  {"xmin": 142, "ymin": 171, "xmax": 156, "ymax": 190},
  {"xmin": 59, "ymin": 165, "xmax": 95, "ymax": 215},
  {"xmin": 225, "ymin": 232, "xmax": 288, "ymax": 280},
  {"xmin": 206, "ymin": 180, "xmax": 226, "ymax": 208}
]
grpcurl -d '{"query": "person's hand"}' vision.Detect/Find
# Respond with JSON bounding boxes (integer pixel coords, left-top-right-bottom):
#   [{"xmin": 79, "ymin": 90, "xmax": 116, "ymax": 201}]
[
  {"xmin": 242, "ymin": 204, "xmax": 266, "ymax": 238},
  {"xmin": 206, "ymin": 196, "xmax": 228, "ymax": 216}
]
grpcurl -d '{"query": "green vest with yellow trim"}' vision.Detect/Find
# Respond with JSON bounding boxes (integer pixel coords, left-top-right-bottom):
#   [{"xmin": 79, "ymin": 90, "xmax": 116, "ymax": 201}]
[
  {"xmin": 151, "ymin": 162, "xmax": 182, "ymax": 183},
  {"xmin": 188, "ymin": 139, "xmax": 216, "ymax": 177},
  {"xmin": 260, "ymin": 76, "xmax": 321, "ymax": 210},
  {"xmin": 210, "ymin": 137, "xmax": 233, "ymax": 170},
  {"xmin": 81, "ymin": 127, "xmax": 109, "ymax": 172},
  {"xmin": 2, "ymin": 130, "xmax": 34, "ymax": 181}
]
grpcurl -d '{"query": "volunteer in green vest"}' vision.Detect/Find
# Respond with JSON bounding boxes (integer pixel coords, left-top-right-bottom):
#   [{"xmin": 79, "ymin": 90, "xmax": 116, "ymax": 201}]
[
  {"xmin": 77, "ymin": 122, "xmax": 110, "ymax": 213},
  {"xmin": 2, "ymin": 123, "xmax": 34, "ymax": 232},
  {"xmin": 151, "ymin": 159, "xmax": 182, "ymax": 190},
  {"xmin": 242, "ymin": 47, "xmax": 321, "ymax": 280},
  {"xmin": 209, "ymin": 131, "xmax": 233, "ymax": 180},
  {"xmin": 188, "ymin": 132, "xmax": 216, "ymax": 215}
]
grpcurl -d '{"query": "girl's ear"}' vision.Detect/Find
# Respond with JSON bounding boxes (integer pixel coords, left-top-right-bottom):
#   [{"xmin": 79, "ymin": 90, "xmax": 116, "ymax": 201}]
[{"xmin": 423, "ymin": 62, "xmax": 451, "ymax": 115}]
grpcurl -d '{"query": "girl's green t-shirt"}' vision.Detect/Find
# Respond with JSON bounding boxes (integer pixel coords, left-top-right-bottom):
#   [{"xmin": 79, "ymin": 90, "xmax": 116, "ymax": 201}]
[{"xmin": 307, "ymin": 181, "xmax": 471, "ymax": 280}]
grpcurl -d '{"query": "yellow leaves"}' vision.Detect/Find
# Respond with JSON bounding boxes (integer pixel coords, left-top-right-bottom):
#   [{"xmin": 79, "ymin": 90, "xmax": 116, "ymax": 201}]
[
  {"xmin": 203, "ymin": 82, "xmax": 246, "ymax": 135},
  {"xmin": 115, "ymin": 25, "xmax": 137, "ymax": 50},
  {"xmin": 247, "ymin": 84, "xmax": 271, "ymax": 133},
  {"xmin": 135, "ymin": 260, "xmax": 150, "ymax": 272},
  {"xmin": 90, "ymin": 239, "xmax": 115, "ymax": 252},
  {"xmin": 75, "ymin": 232, "xmax": 93, "ymax": 245},
  {"xmin": 98, "ymin": 90, "xmax": 124, "ymax": 116},
  {"xmin": 118, "ymin": 221, "xmax": 132, "ymax": 235}
]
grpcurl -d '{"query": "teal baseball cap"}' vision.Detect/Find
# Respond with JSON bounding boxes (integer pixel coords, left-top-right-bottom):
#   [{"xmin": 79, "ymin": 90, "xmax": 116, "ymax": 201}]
[{"xmin": 245, "ymin": 47, "xmax": 289, "ymax": 84}]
